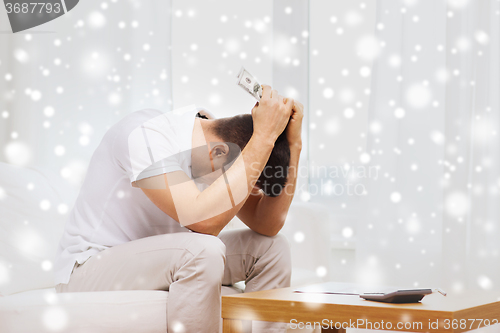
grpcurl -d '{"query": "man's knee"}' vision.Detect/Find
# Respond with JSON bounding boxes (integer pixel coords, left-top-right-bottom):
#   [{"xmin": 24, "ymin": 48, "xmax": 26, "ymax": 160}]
[
  {"xmin": 199, "ymin": 234, "xmax": 226, "ymax": 261},
  {"xmin": 177, "ymin": 232, "xmax": 226, "ymax": 258},
  {"xmin": 270, "ymin": 233, "xmax": 290, "ymax": 252},
  {"xmin": 269, "ymin": 233, "xmax": 292, "ymax": 271},
  {"xmin": 193, "ymin": 234, "xmax": 226, "ymax": 282},
  {"xmin": 246, "ymin": 230, "xmax": 292, "ymax": 272}
]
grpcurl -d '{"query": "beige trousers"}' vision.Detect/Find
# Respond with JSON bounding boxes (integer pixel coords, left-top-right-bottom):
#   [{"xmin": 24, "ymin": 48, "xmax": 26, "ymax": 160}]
[{"xmin": 55, "ymin": 229, "xmax": 291, "ymax": 333}]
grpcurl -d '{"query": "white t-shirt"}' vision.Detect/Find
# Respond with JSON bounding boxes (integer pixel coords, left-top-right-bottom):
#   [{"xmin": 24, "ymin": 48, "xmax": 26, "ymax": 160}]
[{"xmin": 53, "ymin": 105, "xmax": 213, "ymax": 285}]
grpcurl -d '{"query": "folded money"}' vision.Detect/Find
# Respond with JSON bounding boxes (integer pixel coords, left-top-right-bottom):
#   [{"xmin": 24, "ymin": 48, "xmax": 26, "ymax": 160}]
[{"xmin": 236, "ymin": 67, "xmax": 263, "ymax": 101}]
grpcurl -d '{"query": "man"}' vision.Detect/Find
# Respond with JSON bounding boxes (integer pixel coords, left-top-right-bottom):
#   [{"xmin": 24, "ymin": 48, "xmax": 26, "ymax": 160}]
[{"xmin": 53, "ymin": 85, "xmax": 304, "ymax": 332}]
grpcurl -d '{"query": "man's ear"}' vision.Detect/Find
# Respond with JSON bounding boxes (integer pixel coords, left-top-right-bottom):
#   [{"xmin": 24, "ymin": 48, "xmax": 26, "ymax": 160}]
[{"xmin": 210, "ymin": 142, "xmax": 229, "ymax": 158}]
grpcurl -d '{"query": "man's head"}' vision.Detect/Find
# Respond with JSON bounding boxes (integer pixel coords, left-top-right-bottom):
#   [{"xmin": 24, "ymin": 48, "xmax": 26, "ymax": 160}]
[{"xmin": 193, "ymin": 114, "xmax": 290, "ymax": 197}]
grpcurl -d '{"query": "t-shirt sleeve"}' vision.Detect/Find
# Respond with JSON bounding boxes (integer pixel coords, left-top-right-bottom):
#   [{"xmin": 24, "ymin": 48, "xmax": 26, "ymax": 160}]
[{"xmin": 119, "ymin": 123, "xmax": 184, "ymax": 184}]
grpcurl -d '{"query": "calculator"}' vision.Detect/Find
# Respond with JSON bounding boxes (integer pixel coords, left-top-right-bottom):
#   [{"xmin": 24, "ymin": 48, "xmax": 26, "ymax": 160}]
[{"xmin": 360, "ymin": 289, "xmax": 433, "ymax": 303}]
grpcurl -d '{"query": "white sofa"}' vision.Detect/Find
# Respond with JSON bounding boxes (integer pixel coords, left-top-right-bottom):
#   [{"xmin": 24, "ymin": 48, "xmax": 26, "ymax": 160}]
[{"xmin": 0, "ymin": 161, "xmax": 330, "ymax": 332}]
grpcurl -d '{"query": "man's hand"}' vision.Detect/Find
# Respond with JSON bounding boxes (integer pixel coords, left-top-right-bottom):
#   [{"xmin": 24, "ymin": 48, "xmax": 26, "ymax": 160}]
[
  {"xmin": 251, "ymin": 85, "xmax": 294, "ymax": 144},
  {"xmin": 286, "ymin": 100, "xmax": 304, "ymax": 149}
]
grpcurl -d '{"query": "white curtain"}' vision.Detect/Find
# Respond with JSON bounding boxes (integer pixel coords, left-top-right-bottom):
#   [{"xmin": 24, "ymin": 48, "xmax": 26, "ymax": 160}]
[
  {"xmin": 358, "ymin": 0, "xmax": 499, "ymax": 294},
  {"xmin": 0, "ymin": 0, "xmax": 173, "ymax": 188}
]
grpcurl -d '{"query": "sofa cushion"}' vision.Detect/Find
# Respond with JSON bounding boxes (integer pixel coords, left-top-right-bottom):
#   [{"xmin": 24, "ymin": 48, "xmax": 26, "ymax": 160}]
[
  {"xmin": 0, "ymin": 287, "xmax": 167, "ymax": 333},
  {"xmin": 0, "ymin": 162, "xmax": 77, "ymax": 296},
  {"xmin": 0, "ymin": 286, "xmax": 242, "ymax": 333}
]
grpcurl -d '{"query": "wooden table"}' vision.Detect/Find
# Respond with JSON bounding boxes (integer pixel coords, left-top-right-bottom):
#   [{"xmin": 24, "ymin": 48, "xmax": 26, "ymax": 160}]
[{"xmin": 222, "ymin": 287, "xmax": 500, "ymax": 333}]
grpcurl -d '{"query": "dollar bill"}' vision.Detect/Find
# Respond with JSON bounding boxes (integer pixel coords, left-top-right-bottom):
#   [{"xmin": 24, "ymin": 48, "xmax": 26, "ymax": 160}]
[{"xmin": 236, "ymin": 67, "xmax": 263, "ymax": 101}]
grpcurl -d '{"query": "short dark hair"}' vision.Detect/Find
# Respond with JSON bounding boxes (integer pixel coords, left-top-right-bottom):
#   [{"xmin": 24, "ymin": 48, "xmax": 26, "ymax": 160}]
[{"xmin": 211, "ymin": 114, "xmax": 290, "ymax": 197}]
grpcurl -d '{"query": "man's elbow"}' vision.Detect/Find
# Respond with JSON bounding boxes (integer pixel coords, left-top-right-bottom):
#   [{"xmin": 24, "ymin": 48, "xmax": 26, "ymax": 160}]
[
  {"xmin": 183, "ymin": 218, "xmax": 225, "ymax": 236},
  {"xmin": 262, "ymin": 230, "xmax": 279, "ymax": 237},
  {"xmin": 185, "ymin": 225, "xmax": 222, "ymax": 237},
  {"xmin": 260, "ymin": 219, "xmax": 285, "ymax": 237}
]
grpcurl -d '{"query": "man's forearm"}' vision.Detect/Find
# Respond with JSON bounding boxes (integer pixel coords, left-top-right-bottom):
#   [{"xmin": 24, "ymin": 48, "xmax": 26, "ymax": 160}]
[{"xmin": 246, "ymin": 144, "xmax": 301, "ymax": 236}]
